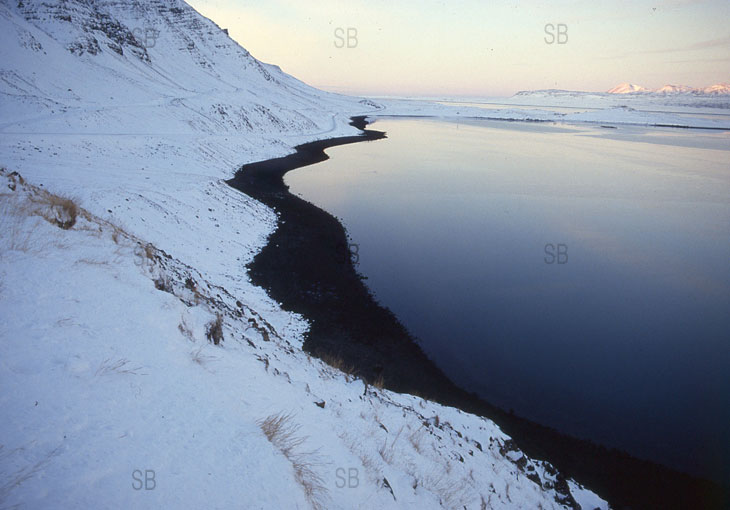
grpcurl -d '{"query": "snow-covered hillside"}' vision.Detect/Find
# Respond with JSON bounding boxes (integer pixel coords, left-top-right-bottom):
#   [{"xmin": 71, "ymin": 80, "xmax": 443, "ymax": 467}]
[
  {"xmin": 0, "ymin": 0, "xmax": 372, "ymax": 136},
  {"xmin": 0, "ymin": 1, "xmax": 608, "ymax": 509}
]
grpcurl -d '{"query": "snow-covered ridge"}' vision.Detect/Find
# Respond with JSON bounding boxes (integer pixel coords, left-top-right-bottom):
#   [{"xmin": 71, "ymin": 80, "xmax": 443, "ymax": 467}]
[
  {"xmin": 506, "ymin": 86, "xmax": 730, "ymax": 119},
  {"xmin": 518, "ymin": 82, "xmax": 730, "ymax": 97},
  {"xmin": 0, "ymin": 0, "xmax": 608, "ymax": 508},
  {"xmin": 0, "ymin": 0, "xmax": 366, "ymax": 136},
  {"xmin": 606, "ymin": 82, "xmax": 730, "ymax": 95}
]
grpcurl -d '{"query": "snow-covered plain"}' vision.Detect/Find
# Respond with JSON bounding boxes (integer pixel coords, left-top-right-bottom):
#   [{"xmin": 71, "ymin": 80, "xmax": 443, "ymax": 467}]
[
  {"xmin": 374, "ymin": 92, "xmax": 730, "ymax": 128},
  {"xmin": 4, "ymin": 0, "xmax": 722, "ymax": 508},
  {"xmin": 492, "ymin": 88, "xmax": 730, "ymax": 117}
]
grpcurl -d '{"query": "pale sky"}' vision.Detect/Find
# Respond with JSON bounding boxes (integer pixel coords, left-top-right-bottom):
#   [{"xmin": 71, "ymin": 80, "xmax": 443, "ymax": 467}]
[{"xmin": 187, "ymin": 0, "xmax": 730, "ymax": 97}]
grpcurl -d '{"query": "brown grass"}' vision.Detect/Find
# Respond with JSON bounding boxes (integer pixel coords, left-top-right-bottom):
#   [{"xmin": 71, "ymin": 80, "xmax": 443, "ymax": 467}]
[
  {"xmin": 0, "ymin": 198, "xmax": 37, "ymax": 254},
  {"xmin": 144, "ymin": 243, "xmax": 156, "ymax": 260},
  {"xmin": 191, "ymin": 347, "xmax": 217, "ymax": 369},
  {"xmin": 378, "ymin": 426, "xmax": 404, "ymax": 465},
  {"xmin": 320, "ymin": 353, "xmax": 357, "ymax": 381},
  {"xmin": 95, "ymin": 358, "xmax": 144, "ymax": 376},
  {"xmin": 408, "ymin": 427, "xmax": 425, "ymax": 454},
  {"xmin": 258, "ymin": 412, "xmax": 328, "ymax": 509},
  {"xmin": 110, "ymin": 224, "xmax": 130, "ymax": 245},
  {"xmin": 0, "ymin": 444, "xmax": 62, "ymax": 503},
  {"xmin": 372, "ymin": 374, "xmax": 386, "ymax": 390},
  {"xmin": 178, "ymin": 317, "xmax": 195, "ymax": 341},
  {"xmin": 424, "ymin": 470, "xmax": 470, "ymax": 509},
  {"xmin": 1, "ymin": 171, "xmax": 82, "ymax": 258},
  {"xmin": 205, "ymin": 313, "xmax": 224, "ymax": 345},
  {"xmin": 29, "ymin": 192, "xmax": 78, "ymax": 230}
]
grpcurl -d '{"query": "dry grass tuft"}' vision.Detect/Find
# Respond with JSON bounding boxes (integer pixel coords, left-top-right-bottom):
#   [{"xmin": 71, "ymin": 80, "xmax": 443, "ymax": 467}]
[
  {"xmin": 408, "ymin": 427, "xmax": 425, "ymax": 454},
  {"xmin": 29, "ymin": 192, "xmax": 79, "ymax": 230},
  {"xmin": 1, "ymin": 170, "xmax": 83, "ymax": 258},
  {"xmin": 95, "ymin": 358, "xmax": 145, "ymax": 376},
  {"xmin": 372, "ymin": 374, "xmax": 386, "ymax": 390},
  {"xmin": 424, "ymin": 469, "xmax": 470, "ymax": 509},
  {"xmin": 110, "ymin": 224, "xmax": 129, "ymax": 245},
  {"xmin": 178, "ymin": 317, "xmax": 195, "ymax": 341},
  {"xmin": 205, "ymin": 313, "xmax": 224, "ymax": 345},
  {"xmin": 0, "ymin": 197, "xmax": 37, "ymax": 254},
  {"xmin": 320, "ymin": 353, "xmax": 357, "ymax": 381},
  {"xmin": 133, "ymin": 242, "xmax": 159, "ymax": 269},
  {"xmin": 0, "ymin": 444, "xmax": 62, "ymax": 503},
  {"xmin": 191, "ymin": 347, "xmax": 217, "ymax": 369},
  {"xmin": 258, "ymin": 412, "xmax": 328, "ymax": 509},
  {"xmin": 378, "ymin": 426, "xmax": 404, "ymax": 465}
]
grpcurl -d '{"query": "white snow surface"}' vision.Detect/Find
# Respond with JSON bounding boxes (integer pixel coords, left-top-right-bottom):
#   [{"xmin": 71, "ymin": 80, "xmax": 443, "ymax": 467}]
[
  {"xmin": 504, "ymin": 88, "xmax": 730, "ymax": 119},
  {"xmin": 0, "ymin": 2, "xmax": 615, "ymax": 509}
]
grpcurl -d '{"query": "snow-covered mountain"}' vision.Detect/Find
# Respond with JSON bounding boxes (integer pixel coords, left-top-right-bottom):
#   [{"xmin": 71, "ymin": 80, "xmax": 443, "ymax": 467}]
[
  {"xmin": 0, "ymin": 0, "xmax": 370, "ymax": 135},
  {"xmin": 510, "ymin": 85, "xmax": 730, "ymax": 115},
  {"xmin": 655, "ymin": 84, "xmax": 695, "ymax": 94},
  {"xmin": 513, "ymin": 82, "xmax": 730, "ymax": 104},
  {"xmin": 701, "ymin": 83, "xmax": 730, "ymax": 95},
  {"xmin": 606, "ymin": 82, "xmax": 730, "ymax": 95},
  {"xmin": 0, "ymin": 1, "xmax": 608, "ymax": 509},
  {"xmin": 606, "ymin": 82, "xmax": 649, "ymax": 94}
]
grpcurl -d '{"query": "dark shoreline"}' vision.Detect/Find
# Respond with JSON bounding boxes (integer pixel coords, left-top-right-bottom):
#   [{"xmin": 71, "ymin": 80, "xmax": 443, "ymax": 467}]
[{"xmin": 228, "ymin": 116, "xmax": 726, "ymax": 510}]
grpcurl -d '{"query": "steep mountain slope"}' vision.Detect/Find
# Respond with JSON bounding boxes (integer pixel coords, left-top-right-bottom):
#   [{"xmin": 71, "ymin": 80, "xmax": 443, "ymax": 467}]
[
  {"xmin": 0, "ymin": 1, "xmax": 607, "ymax": 509},
  {"xmin": 0, "ymin": 0, "xmax": 366, "ymax": 135}
]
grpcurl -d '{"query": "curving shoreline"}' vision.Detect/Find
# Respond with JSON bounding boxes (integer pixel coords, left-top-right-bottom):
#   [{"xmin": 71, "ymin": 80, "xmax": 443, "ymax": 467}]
[{"xmin": 227, "ymin": 116, "xmax": 726, "ymax": 510}]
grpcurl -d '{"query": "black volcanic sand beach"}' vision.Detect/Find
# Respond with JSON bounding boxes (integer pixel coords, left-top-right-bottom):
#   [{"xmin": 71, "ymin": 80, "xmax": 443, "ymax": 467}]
[{"xmin": 228, "ymin": 116, "xmax": 727, "ymax": 510}]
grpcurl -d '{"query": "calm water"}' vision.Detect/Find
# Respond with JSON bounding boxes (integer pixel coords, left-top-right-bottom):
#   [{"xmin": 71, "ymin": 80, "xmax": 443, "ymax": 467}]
[{"xmin": 285, "ymin": 118, "xmax": 730, "ymax": 483}]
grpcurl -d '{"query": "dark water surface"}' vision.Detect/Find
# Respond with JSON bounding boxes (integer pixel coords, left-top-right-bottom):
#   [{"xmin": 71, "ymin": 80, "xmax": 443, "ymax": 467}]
[{"xmin": 285, "ymin": 118, "xmax": 730, "ymax": 483}]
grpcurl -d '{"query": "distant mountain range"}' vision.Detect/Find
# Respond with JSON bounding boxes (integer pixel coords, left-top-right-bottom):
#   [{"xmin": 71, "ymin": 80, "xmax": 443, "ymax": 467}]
[{"xmin": 606, "ymin": 82, "xmax": 730, "ymax": 95}]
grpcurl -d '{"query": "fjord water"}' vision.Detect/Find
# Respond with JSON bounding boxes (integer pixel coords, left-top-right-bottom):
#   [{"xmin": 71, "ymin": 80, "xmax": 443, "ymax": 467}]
[{"xmin": 285, "ymin": 118, "xmax": 730, "ymax": 482}]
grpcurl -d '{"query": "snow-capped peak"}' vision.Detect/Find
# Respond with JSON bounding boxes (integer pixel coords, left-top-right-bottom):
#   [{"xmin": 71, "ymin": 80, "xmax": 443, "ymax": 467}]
[
  {"xmin": 607, "ymin": 82, "xmax": 730, "ymax": 95},
  {"xmin": 606, "ymin": 83, "xmax": 649, "ymax": 94},
  {"xmin": 655, "ymin": 84, "xmax": 694, "ymax": 94},
  {"xmin": 701, "ymin": 83, "xmax": 730, "ymax": 95}
]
